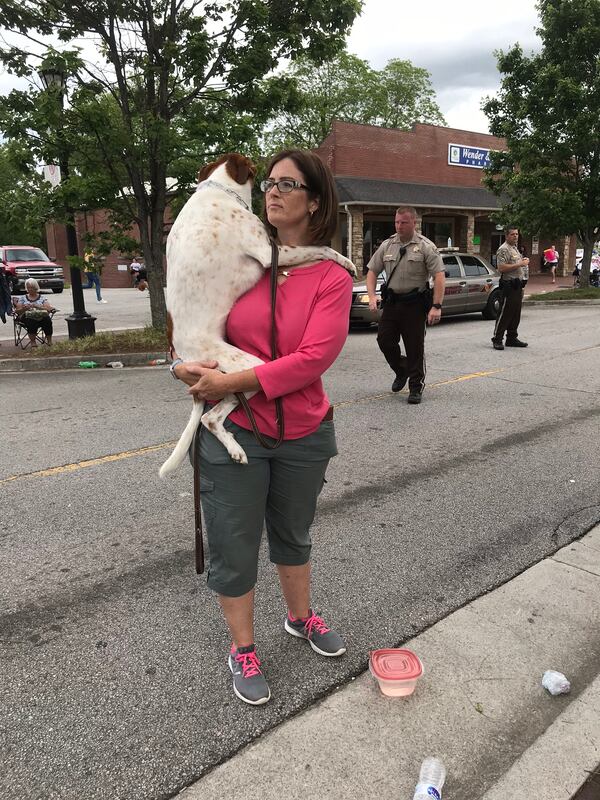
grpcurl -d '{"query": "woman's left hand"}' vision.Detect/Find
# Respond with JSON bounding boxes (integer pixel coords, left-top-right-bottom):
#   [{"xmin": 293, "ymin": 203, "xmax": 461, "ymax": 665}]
[{"xmin": 187, "ymin": 365, "xmax": 230, "ymax": 401}]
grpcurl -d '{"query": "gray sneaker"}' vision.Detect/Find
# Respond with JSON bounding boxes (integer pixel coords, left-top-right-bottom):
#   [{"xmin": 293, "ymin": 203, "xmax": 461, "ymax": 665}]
[
  {"xmin": 284, "ymin": 611, "xmax": 346, "ymax": 657},
  {"xmin": 228, "ymin": 644, "xmax": 271, "ymax": 705}
]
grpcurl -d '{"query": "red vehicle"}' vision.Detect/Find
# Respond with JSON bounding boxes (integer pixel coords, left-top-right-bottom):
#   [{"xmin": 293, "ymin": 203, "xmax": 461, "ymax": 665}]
[{"xmin": 1, "ymin": 245, "xmax": 64, "ymax": 295}]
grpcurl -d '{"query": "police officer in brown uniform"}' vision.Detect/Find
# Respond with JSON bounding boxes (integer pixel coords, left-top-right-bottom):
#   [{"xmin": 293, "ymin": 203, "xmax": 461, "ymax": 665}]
[
  {"xmin": 492, "ymin": 226, "xmax": 529, "ymax": 350},
  {"xmin": 366, "ymin": 206, "xmax": 445, "ymax": 404}
]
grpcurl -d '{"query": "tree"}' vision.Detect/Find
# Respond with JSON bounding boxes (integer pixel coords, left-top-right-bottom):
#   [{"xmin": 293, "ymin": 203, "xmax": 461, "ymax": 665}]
[
  {"xmin": 482, "ymin": 0, "xmax": 600, "ymax": 287},
  {"xmin": 263, "ymin": 52, "xmax": 446, "ymax": 152},
  {"xmin": 0, "ymin": 143, "xmax": 48, "ymax": 246},
  {"xmin": 0, "ymin": 0, "xmax": 361, "ymax": 328}
]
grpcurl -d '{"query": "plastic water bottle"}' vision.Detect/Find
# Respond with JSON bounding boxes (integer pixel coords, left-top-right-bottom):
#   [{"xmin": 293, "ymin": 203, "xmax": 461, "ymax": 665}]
[{"xmin": 413, "ymin": 757, "xmax": 446, "ymax": 800}]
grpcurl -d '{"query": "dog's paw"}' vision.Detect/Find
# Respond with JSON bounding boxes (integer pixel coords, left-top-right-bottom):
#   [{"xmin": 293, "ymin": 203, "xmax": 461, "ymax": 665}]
[{"xmin": 228, "ymin": 443, "xmax": 248, "ymax": 464}]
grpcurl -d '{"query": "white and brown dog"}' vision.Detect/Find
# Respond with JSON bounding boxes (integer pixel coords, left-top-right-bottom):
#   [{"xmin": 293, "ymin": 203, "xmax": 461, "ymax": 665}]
[{"xmin": 159, "ymin": 153, "xmax": 356, "ymax": 476}]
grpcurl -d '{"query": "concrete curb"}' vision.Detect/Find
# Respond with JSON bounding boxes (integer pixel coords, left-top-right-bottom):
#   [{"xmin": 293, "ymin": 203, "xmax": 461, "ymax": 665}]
[
  {"xmin": 481, "ymin": 675, "xmax": 600, "ymax": 799},
  {"xmin": 0, "ymin": 351, "xmax": 168, "ymax": 372},
  {"xmin": 177, "ymin": 525, "xmax": 600, "ymax": 800}
]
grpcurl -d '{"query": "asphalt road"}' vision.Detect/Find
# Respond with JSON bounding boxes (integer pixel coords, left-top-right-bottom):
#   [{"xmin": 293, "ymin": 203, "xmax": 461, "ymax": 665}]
[{"xmin": 1, "ymin": 305, "xmax": 599, "ymax": 800}]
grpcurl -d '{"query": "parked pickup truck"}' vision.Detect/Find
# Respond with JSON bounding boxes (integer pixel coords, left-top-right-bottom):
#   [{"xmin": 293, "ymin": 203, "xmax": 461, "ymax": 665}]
[{"xmin": 1, "ymin": 245, "xmax": 64, "ymax": 294}]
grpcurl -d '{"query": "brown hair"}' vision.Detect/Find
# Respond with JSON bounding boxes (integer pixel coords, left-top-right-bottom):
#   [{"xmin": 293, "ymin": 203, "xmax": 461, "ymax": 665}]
[
  {"xmin": 395, "ymin": 206, "xmax": 418, "ymax": 218},
  {"xmin": 263, "ymin": 150, "xmax": 339, "ymax": 245}
]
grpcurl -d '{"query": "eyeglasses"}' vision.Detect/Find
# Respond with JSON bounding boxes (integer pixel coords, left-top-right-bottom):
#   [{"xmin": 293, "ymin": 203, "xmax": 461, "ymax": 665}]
[{"xmin": 260, "ymin": 178, "xmax": 310, "ymax": 194}]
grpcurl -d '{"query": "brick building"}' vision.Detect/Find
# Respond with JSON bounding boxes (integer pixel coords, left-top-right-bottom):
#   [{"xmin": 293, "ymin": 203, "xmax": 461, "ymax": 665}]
[
  {"xmin": 46, "ymin": 120, "xmax": 575, "ymax": 285},
  {"xmin": 315, "ymin": 121, "xmax": 575, "ymax": 276},
  {"xmin": 45, "ymin": 206, "xmax": 171, "ymax": 289}
]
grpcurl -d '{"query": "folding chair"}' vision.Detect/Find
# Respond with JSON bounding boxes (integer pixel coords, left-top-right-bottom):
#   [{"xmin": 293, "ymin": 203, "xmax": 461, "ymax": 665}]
[{"xmin": 12, "ymin": 297, "xmax": 56, "ymax": 349}]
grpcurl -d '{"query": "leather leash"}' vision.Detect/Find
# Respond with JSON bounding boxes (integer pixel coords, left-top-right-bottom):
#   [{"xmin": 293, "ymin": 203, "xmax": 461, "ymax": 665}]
[
  {"xmin": 193, "ymin": 420, "xmax": 204, "ymax": 574},
  {"xmin": 193, "ymin": 239, "xmax": 283, "ymax": 574}
]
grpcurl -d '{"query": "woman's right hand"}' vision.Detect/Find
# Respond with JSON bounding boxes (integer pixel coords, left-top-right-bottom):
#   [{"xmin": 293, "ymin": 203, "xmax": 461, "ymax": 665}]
[{"xmin": 173, "ymin": 360, "xmax": 219, "ymax": 387}]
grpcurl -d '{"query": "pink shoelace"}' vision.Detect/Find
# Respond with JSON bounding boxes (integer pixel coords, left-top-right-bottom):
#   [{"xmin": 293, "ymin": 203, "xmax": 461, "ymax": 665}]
[
  {"xmin": 301, "ymin": 612, "xmax": 330, "ymax": 637},
  {"xmin": 234, "ymin": 648, "xmax": 263, "ymax": 678}
]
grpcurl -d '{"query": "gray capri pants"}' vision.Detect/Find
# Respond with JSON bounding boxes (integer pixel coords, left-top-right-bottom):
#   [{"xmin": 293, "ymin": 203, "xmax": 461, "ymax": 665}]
[{"xmin": 196, "ymin": 417, "xmax": 337, "ymax": 597}]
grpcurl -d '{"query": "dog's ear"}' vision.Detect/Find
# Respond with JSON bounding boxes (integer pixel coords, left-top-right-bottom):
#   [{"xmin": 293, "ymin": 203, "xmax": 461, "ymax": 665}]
[
  {"xmin": 197, "ymin": 155, "xmax": 228, "ymax": 183},
  {"xmin": 224, "ymin": 153, "xmax": 257, "ymax": 186}
]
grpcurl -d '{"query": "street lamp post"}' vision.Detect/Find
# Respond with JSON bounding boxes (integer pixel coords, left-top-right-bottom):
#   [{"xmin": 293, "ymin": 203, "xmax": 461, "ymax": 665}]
[{"xmin": 39, "ymin": 64, "xmax": 96, "ymax": 339}]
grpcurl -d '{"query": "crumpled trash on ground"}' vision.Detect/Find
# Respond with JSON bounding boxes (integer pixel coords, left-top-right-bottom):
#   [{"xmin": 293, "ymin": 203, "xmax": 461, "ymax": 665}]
[
  {"xmin": 106, "ymin": 361, "xmax": 124, "ymax": 368},
  {"xmin": 542, "ymin": 670, "xmax": 571, "ymax": 695}
]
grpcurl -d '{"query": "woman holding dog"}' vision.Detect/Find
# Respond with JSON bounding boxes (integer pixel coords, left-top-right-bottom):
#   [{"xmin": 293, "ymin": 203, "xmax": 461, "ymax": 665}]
[{"xmin": 171, "ymin": 150, "xmax": 352, "ymax": 705}]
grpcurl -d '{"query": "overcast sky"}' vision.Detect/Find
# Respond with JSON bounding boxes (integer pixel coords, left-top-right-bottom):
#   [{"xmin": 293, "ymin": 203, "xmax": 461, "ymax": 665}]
[
  {"xmin": 347, "ymin": 0, "xmax": 542, "ymax": 133},
  {"xmin": 0, "ymin": 0, "xmax": 542, "ymax": 135}
]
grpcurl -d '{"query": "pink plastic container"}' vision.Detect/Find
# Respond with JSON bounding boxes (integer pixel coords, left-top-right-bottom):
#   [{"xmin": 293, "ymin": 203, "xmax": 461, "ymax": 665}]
[{"xmin": 369, "ymin": 648, "xmax": 423, "ymax": 697}]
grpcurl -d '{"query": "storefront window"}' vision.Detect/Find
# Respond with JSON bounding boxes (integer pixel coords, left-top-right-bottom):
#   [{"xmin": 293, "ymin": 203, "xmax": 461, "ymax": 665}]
[
  {"xmin": 422, "ymin": 218, "xmax": 454, "ymax": 248},
  {"xmin": 362, "ymin": 219, "xmax": 395, "ymax": 268}
]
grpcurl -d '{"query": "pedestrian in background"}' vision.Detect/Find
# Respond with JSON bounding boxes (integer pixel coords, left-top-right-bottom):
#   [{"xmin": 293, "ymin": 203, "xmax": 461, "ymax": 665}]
[
  {"xmin": 14, "ymin": 278, "xmax": 56, "ymax": 346},
  {"xmin": 543, "ymin": 245, "xmax": 559, "ymax": 284},
  {"xmin": 82, "ymin": 251, "xmax": 107, "ymax": 303},
  {"xmin": 366, "ymin": 206, "xmax": 445, "ymax": 404},
  {"xmin": 130, "ymin": 257, "xmax": 148, "ymax": 291},
  {"xmin": 492, "ymin": 227, "xmax": 529, "ymax": 350}
]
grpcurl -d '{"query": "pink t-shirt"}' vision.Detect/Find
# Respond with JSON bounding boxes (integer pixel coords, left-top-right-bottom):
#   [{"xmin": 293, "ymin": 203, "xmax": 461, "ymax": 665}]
[{"xmin": 226, "ymin": 260, "xmax": 352, "ymax": 439}]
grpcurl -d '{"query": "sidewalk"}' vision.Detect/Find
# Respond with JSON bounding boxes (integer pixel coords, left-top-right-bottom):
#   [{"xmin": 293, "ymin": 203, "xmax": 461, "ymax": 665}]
[
  {"xmin": 178, "ymin": 526, "xmax": 600, "ymax": 800},
  {"xmin": 524, "ymin": 273, "xmax": 574, "ymax": 296}
]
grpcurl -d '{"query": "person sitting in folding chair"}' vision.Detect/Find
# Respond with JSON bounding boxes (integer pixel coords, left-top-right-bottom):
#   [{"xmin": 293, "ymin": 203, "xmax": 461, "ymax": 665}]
[{"xmin": 14, "ymin": 278, "xmax": 57, "ymax": 347}]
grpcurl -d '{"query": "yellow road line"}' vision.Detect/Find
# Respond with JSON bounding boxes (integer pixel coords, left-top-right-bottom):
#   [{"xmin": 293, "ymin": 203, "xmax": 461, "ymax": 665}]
[
  {"xmin": 2, "ymin": 368, "xmax": 501, "ymax": 486},
  {"xmin": 334, "ymin": 368, "xmax": 503, "ymax": 408},
  {"xmin": 430, "ymin": 369, "xmax": 503, "ymax": 386},
  {"xmin": 0, "ymin": 441, "xmax": 177, "ymax": 486}
]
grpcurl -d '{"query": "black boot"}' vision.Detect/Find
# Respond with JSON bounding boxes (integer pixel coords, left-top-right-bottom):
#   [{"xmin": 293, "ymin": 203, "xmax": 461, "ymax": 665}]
[{"xmin": 392, "ymin": 373, "xmax": 408, "ymax": 392}]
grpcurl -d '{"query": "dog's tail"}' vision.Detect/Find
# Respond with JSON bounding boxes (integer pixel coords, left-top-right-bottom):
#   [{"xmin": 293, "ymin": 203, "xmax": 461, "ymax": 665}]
[{"xmin": 159, "ymin": 400, "xmax": 204, "ymax": 477}]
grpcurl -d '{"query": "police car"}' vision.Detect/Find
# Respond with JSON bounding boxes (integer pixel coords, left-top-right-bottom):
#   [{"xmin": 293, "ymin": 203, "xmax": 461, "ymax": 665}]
[{"xmin": 350, "ymin": 249, "xmax": 501, "ymax": 327}]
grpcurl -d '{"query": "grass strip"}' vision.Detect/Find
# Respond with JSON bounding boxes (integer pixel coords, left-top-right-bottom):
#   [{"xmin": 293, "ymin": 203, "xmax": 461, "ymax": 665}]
[
  {"xmin": 527, "ymin": 287, "xmax": 600, "ymax": 301},
  {"xmin": 18, "ymin": 326, "xmax": 168, "ymax": 357}
]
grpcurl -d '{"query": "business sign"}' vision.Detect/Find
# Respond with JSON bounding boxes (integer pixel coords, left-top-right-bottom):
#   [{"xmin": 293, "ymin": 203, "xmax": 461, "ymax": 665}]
[{"xmin": 448, "ymin": 143, "xmax": 491, "ymax": 169}]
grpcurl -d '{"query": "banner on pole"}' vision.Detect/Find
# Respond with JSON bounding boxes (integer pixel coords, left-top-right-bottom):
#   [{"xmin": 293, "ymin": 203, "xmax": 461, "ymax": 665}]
[{"xmin": 43, "ymin": 164, "xmax": 61, "ymax": 187}]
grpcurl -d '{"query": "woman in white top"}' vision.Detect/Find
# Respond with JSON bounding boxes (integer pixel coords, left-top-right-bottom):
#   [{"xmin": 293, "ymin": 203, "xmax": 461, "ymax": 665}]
[{"xmin": 15, "ymin": 278, "xmax": 56, "ymax": 346}]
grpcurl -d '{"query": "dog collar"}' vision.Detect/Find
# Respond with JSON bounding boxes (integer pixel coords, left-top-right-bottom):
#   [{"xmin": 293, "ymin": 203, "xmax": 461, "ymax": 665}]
[{"xmin": 199, "ymin": 179, "xmax": 251, "ymax": 211}]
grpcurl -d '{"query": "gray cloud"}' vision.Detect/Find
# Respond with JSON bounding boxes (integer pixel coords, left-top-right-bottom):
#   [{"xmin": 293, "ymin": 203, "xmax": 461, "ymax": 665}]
[{"xmin": 348, "ymin": 0, "xmax": 542, "ymax": 132}]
